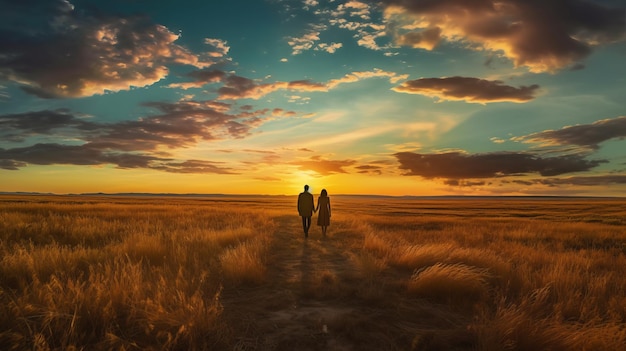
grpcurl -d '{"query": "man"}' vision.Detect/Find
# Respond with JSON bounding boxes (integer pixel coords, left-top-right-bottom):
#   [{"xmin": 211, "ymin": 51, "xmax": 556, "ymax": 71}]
[{"xmin": 297, "ymin": 184, "xmax": 315, "ymax": 238}]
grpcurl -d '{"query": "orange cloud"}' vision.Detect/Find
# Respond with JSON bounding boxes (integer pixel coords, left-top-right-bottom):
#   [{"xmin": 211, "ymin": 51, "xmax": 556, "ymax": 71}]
[
  {"xmin": 168, "ymin": 68, "xmax": 407, "ymax": 99},
  {"xmin": 204, "ymin": 38, "xmax": 230, "ymax": 58},
  {"xmin": 287, "ymin": 24, "xmax": 334, "ymax": 55}
]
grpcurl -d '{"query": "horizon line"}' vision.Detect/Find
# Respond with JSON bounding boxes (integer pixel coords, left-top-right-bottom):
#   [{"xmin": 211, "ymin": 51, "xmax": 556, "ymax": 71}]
[{"xmin": 1, "ymin": 191, "xmax": 623, "ymax": 199}]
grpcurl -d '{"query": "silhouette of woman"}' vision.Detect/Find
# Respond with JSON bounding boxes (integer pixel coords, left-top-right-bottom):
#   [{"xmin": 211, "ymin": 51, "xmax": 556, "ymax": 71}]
[{"xmin": 315, "ymin": 189, "xmax": 331, "ymax": 237}]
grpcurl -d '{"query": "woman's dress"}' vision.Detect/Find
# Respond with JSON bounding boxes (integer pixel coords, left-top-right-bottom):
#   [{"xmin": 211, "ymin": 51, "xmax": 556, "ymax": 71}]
[{"xmin": 317, "ymin": 196, "xmax": 330, "ymax": 226}]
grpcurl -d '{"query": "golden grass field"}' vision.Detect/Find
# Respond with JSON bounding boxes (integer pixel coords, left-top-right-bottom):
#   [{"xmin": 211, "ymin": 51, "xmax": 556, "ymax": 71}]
[{"xmin": 1, "ymin": 194, "xmax": 625, "ymax": 350}]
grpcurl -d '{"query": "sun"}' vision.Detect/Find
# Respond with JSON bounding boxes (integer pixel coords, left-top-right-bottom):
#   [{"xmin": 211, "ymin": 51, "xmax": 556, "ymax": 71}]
[{"xmin": 290, "ymin": 169, "xmax": 321, "ymax": 194}]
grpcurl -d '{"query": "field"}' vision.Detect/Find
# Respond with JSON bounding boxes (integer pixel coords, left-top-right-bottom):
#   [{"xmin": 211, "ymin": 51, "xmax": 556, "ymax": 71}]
[{"xmin": 1, "ymin": 195, "xmax": 625, "ymax": 350}]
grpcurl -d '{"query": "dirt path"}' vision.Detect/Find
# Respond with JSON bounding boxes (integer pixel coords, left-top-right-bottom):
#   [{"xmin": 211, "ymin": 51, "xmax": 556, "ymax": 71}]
[{"xmin": 222, "ymin": 215, "xmax": 473, "ymax": 351}]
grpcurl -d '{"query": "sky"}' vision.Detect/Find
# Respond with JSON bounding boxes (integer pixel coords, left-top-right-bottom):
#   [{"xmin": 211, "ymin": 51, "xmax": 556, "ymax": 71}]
[{"xmin": 1, "ymin": 0, "xmax": 625, "ymax": 196}]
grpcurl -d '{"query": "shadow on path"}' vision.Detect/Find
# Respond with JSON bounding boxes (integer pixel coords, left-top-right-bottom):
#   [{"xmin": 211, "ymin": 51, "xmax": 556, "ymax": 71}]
[{"xmin": 221, "ymin": 214, "xmax": 473, "ymax": 351}]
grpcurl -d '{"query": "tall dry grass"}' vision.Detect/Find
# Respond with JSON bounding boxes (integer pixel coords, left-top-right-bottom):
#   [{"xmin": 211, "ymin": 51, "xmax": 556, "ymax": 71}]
[
  {"xmin": 0, "ymin": 196, "xmax": 275, "ymax": 350},
  {"xmin": 351, "ymin": 198, "xmax": 626, "ymax": 350},
  {"xmin": 1, "ymin": 195, "xmax": 625, "ymax": 350}
]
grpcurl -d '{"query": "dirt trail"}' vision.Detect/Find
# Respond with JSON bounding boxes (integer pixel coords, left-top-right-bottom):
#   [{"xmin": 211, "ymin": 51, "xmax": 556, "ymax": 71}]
[{"xmin": 222, "ymin": 215, "xmax": 472, "ymax": 351}]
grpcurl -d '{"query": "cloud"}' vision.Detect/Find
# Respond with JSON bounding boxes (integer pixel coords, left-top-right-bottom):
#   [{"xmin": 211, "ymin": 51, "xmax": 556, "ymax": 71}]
[
  {"xmin": 94, "ymin": 100, "xmax": 250, "ymax": 151},
  {"xmin": 394, "ymin": 151, "xmax": 606, "ymax": 179},
  {"xmin": 514, "ymin": 116, "xmax": 626, "ymax": 150},
  {"xmin": 204, "ymin": 38, "xmax": 230, "ymax": 57},
  {"xmin": 532, "ymin": 175, "xmax": 626, "ymax": 187},
  {"xmin": 168, "ymin": 70, "xmax": 227, "ymax": 90},
  {"xmin": 443, "ymin": 179, "xmax": 487, "ymax": 187},
  {"xmin": 395, "ymin": 27, "xmax": 442, "ymax": 50},
  {"xmin": 291, "ymin": 156, "xmax": 357, "ymax": 175},
  {"xmin": 505, "ymin": 174, "xmax": 626, "ymax": 187},
  {"xmin": 288, "ymin": 8, "xmax": 386, "ymax": 55},
  {"xmin": 1, "ymin": 143, "xmax": 122, "ymax": 167},
  {"xmin": 272, "ymin": 108, "xmax": 297, "ymax": 117},
  {"xmin": 325, "ymin": 3, "xmax": 390, "ymax": 52},
  {"xmin": 287, "ymin": 80, "xmax": 328, "ymax": 91},
  {"xmin": 315, "ymin": 42, "xmax": 343, "ymax": 53},
  {"xmin": 255, "ymin": 176, "xmax": 283, "ymax": 182},
  {"xmin": 392, "ymin": 76, "xmax": 539, "ymax": 103},
  {"xmin": 217, "ymin": 74, "xmax": 289, "ymax": 100},
  {"xmin": 304, "ymin": 0, "xmax": 319, "ymax": 9},
  {"xmin": 169, "ymin": 68, "xmax": 407, "ymax": 99},
  {"xmin": 342, "ymin": 1, "xmax": 372, "ymax": 20},
  {"xmin": 490, "ymin": 137, "xmax": 506, "ymax": 144},
  {"xmin": 0, "ymin": 102, "xmax": 275, "ymax": 172},
  {"xmin": 327, "ymin": 69, "xmax": 408, "ymax": 87},
  {"xmin": 0, "ymin": 0, "xmax": 211, "ymax": 98},
  {"xmin": 153, "ymin": 159, "xmax": 236, "ymax": 174},
  {"xmin": 287, "ymin": 24, "xmax": 327, "ymax": 55},
  {"xmin": 0, "ymin": 143, "xmax": 236, "ymax": 174},
  {"xmin": 0, "ymin": 109, "xmax": 99, "ymax": 142},
  {"xmin": 0, "ymin": 159, "xmax": 27, "ymax": 171},
  {"xmin": 355, "ymin": 164, "xmax": 383, "ymax": 175},
  {"xmin": 382, "ymin": 0, "xmax": 626, "ymax": 72}
]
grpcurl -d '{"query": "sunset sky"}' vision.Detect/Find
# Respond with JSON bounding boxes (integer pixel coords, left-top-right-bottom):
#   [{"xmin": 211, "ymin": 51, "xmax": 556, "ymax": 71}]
[{"xmin": 1, "ymin": 0, "xmax": 625, "ymax": 196}]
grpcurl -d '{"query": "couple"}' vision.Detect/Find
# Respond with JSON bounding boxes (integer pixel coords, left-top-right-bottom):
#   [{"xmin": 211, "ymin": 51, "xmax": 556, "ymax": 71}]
[{"xmin": 297, "ymin": 185, "xmax": 331, "ymax": 238}]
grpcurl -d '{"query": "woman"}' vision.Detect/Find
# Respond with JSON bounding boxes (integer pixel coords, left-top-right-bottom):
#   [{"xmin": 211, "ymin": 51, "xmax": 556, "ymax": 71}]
[{"xmin": 315, "ymin": 189, "xmax": 331, "ymax": 237}]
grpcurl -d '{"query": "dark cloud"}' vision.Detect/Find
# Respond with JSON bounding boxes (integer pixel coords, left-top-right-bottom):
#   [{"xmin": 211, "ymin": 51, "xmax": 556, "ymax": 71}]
[
  {"xmin": 514, "ymin": 116, "xmax": 626, "ymax": 150},
  {"xmin": 535, "ymin": 175, "xmax": 626, "ymax": 186},
  {"xmin": 180, "ymin": 71, "xmax": 327, "ymax": 100},
  {"xmin": 381, "ymin": 0, "xmax": 626, "ymax": 72},
  {"xmin": 0, "ymin": 102, "xmax": 270, "ymax": 172},
  {"xmin": 508, "ymin": 180, "xmax": 535, "ymax": 186},
  {"xmin": 292, "ymin": 156, "xmax": 357, "ymax": 175},
  {"xmin": 392, "ymin": 76, "xmax": 539, "ymax": 103},
  {"xmin": 155, "ymin": 160, "xmax": 236, "ymax": 174},
  {"xmin": 216, "ymin": 73, "xmax": 286, "ymax": 100},
  {"xmin": 201, "ymin": 72, "xmax": 327, "ymax": 99},
  {"xmin": 394, "ymin": 151, "xmax": 606, "ymax": 179},
  {"xmin": 0, "ymin": 109, "xmax": 99, "ymax": 142},
  {"xmin": 0, "ymin": 100, "xmax": 290, "ymax": 155},
  {"xmin": 444, "ymin": 179, "xmax": 487, "ymax": 187},
  {"xmin": 160, "ymin": 103, "xmax": 249, "ymax": 140},
  {"xmin": 0, "ymin": 143, "xmax": 235, "ymax": 174},
  {"xmin": 0, "ymin": 159, "xmax": 27, "ymax": 171},
  {"xmin": 0, "ymin": 0, "xmax": 210, "ymax": 98},
  {"xmin": 0, "ymin": 143, "xmax": 137, "ymax": 167},
  {"xmin": 355, "ymin": 165, "xmax": 383, "ymax": 175},
  {"xmin": 506, "ymin": 175, "xmax": 626, "ymax": 187},
  {"xmin": 168, "ymin": 69, "xmax": 275, "ymax": 97}
]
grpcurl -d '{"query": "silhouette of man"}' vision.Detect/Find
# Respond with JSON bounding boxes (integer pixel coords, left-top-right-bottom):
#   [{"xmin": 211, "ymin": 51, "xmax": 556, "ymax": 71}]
[{"xmin": 297, "ymin": 185, "xmax": 315, "ymax": 238}]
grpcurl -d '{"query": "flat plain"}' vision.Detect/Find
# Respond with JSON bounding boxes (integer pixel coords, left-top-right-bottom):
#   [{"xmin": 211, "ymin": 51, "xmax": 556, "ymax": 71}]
[{"xmin": 1, "ymin": 195, "xmax": 625, "ymax": 350}]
